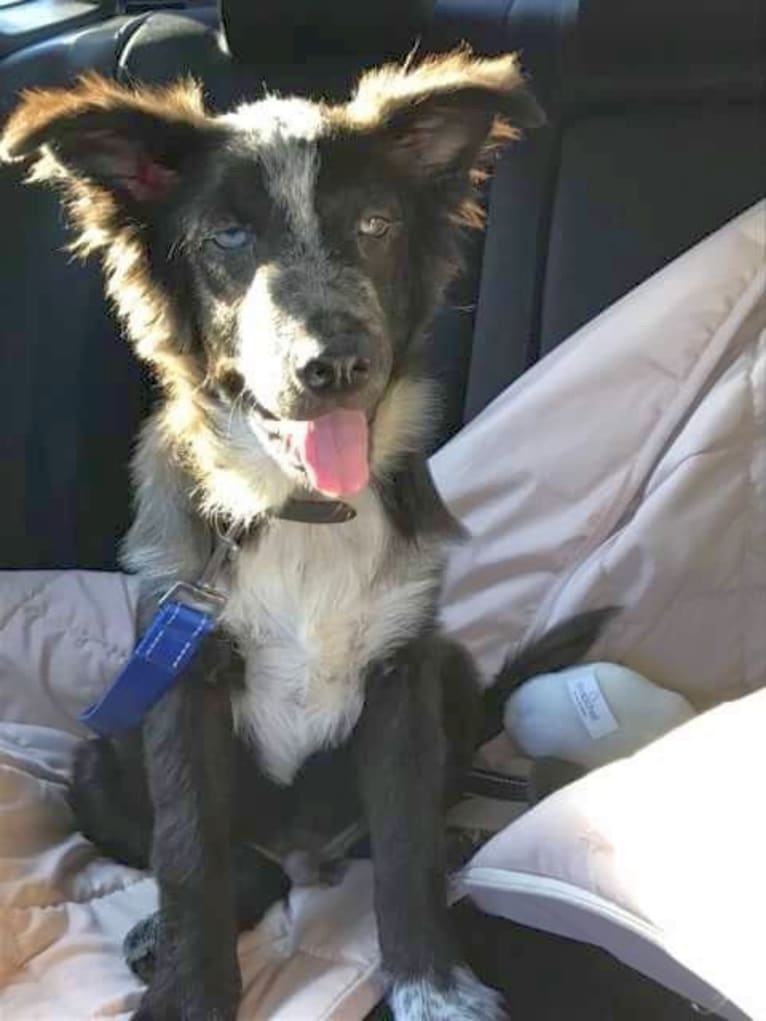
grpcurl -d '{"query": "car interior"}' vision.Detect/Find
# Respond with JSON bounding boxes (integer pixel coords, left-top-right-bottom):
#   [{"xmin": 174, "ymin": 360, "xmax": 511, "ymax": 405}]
[{"xmin": 0, "ymin": 0, "xmax": 763, "ymax": 1018}]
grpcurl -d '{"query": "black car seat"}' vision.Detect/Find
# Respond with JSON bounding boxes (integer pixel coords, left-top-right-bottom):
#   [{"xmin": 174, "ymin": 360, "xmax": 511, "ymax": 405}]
[
  {"xmin": 433, "ymin": 0, "xmax": 765, "ymax": 420},
  {"xmin": 1, "ymin": 0, "xmax": 763, "ymax": 573}
]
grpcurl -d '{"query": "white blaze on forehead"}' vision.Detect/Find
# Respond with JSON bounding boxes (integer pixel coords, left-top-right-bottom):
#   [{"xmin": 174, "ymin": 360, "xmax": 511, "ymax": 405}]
[
  {"xmin": 225, "ymin": 95, "xmax": 326, "ymax": 142},
  {"xmin": 237, "ymin": 262, "xmax": 286, "ymax": 397},
  {"xmin": 221, "ymin": 95, "xmax": 327, "ymax": 248}
]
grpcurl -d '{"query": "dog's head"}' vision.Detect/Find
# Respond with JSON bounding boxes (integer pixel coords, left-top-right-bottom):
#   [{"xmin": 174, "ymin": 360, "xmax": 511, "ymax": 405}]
[{"xmin": 1, "ymin": 52, "xmax": 541, "ymax": 509}]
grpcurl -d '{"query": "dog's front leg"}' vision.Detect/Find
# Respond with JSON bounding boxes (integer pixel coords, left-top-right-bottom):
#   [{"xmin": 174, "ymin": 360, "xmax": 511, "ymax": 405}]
[
  {"xmin": 354, "ymin": 637, "xmax": 507, "ymax": 1021},
  {"xmin": 135, "ymin": 657, "xmax": 240, "ymax": 1021}
]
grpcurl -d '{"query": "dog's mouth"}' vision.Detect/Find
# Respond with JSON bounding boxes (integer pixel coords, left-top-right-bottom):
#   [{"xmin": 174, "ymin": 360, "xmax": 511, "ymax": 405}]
[
  {"xmin": 245, "ymin": 395, "xmax": 371, "ymax": 498},
  {"xmin": 273, "ymin": 410, "xmax": 370, "ymax": 498}
]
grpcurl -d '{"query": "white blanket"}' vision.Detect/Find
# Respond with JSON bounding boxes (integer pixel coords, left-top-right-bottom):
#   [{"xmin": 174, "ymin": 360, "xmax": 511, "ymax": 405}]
[{"xmin": 1, "ymin": 202, "xmax": 764, "ymax": 1019}]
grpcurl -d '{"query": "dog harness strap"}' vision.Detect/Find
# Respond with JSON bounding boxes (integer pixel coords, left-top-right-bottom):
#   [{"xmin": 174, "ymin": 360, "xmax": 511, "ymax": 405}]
[
  {"xmin": 79, "ymin": 601, "xmax": 216, "ymax": 737},
  {"xmin": 77, "ymin": 496, "xmax": 353, "ymax": 739},
  {"xmin": 79, "ymin": 521, "xmax": 245, "ymax": 738}
]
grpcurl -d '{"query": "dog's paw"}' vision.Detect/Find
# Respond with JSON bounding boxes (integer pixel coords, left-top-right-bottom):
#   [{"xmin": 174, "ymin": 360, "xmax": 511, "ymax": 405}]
[
  {"xmin": 124, "ymin": 912, "xmax": 161, "ymax": 984},
  {"xmin": 132, "ymin": 997, "xmax": 236, "ymax": 1021},
  {"xmin": 389, "ymin": 966, "xmax": 507, "ymax": 1021},
  {"xmin": 131, "ymin": 974, "xmax": 240, "ymax": 1021}
]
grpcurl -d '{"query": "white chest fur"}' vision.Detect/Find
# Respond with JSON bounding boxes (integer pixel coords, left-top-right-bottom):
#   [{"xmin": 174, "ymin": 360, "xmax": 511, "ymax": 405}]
[{"xmin": 221, "ymin": 491, "xmax": 440, "ymax": 784}]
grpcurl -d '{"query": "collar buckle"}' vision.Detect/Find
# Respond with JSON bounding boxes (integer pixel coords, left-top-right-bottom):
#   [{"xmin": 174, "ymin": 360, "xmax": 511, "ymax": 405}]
[
  {"xmin": 159, "ymin": 580, "xmax": 227, "ymax": 620},
  {"xmin": 159, "ymin": 519, "xmax": 245, "ymax": 620}
]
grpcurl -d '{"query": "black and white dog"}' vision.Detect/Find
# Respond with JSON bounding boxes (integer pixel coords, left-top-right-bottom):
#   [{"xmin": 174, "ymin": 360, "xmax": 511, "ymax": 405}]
[{"xmin": 2, "ymin": 52, "xmax": 607, "ymax": 1020}]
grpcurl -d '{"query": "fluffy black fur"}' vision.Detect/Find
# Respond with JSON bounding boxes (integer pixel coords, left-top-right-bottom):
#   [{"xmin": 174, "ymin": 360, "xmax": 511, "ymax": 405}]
[{"xmin": 70, "ymin": 613, "xmax": 610, "ymax": 1019}]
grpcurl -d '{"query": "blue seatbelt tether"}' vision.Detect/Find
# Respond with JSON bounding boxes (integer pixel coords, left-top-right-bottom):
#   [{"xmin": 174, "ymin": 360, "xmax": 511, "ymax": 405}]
[{"xmin": 79, "ymin": 524, "xmax": 242, "ymax": 738}]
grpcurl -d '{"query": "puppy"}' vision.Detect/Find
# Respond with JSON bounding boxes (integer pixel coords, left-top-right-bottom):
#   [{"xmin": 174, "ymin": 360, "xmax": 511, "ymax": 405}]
[{"xmin": 2, "ymin": 52, "xmax": 554, "ymax": 1020}]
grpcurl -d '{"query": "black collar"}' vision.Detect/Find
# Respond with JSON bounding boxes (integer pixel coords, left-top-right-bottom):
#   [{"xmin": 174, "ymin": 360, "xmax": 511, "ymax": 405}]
[
  {"xmin": 198, "ymin": 495, "xmax": 356, "ymax": 592},
  {"xmin": 276, "ymin": 496, "xmax": 356, "ymax": 524}
]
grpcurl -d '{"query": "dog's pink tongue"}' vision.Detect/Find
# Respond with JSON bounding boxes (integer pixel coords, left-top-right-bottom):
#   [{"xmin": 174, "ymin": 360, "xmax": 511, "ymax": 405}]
[{"xmin": 291, "ymin": 410, "xmax": 369, "ymax": 497}]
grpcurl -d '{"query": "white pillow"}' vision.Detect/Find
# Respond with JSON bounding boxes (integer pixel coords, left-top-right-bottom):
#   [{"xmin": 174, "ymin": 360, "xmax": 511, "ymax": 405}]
[{"xmin": 461, "ymin": 688, "xmax": 766, "ymax": 1021}]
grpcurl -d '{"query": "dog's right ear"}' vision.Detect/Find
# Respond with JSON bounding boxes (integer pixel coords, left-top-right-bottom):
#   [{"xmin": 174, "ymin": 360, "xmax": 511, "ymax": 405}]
[{"xmin": 0, "ymin": 73, "xmax": 215, "ymax": 225}]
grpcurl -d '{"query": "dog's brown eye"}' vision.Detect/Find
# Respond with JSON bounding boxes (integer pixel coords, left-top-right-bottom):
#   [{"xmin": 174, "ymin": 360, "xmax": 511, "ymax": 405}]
[{"xmin": 358, "ymin": 215, "xmax": 391, "ymax": 239}]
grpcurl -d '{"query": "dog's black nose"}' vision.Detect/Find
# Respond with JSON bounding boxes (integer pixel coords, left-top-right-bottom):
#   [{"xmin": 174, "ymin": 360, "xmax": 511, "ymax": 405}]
[{"xmin": 297, "ymin": 354, "xmax": 371, "ymax": 394}]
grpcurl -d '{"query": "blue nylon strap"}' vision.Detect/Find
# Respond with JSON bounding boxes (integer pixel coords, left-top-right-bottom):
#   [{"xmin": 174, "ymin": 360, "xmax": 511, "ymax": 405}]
[{"xmin": 79, "ymin": 599, "xmax": 215, "ymax": 738}]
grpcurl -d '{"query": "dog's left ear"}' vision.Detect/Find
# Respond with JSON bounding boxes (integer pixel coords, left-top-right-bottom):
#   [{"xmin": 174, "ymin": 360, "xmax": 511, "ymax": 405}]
[
  {"xmin": 0, "ymin": 73, "xmax": 215, "ymax": 211},
  {"xmin": 344, "ymin": 49, "xmax": 544, "ymax": 182}
]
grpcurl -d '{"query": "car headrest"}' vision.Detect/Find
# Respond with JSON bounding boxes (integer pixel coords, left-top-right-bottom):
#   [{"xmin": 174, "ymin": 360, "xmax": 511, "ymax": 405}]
[
  {"xmin": 505, "ymin": 0, "xmax": 765, "ymax": 109},
  {"xmin": 567, "ymin": 0, "xmax": 765, "ymax": 105},
  {"xmin": 220, "ymin": 0, "xmax": 434, "ymax": 64},
  {"xmin": 577, "ymin": 0, "xmax": 763, "ymax": 70}
]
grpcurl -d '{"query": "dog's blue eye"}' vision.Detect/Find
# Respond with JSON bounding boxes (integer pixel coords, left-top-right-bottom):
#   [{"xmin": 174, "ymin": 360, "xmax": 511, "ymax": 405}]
[{"xmin": 211, "ymin": 227, "xmax": 252, "ymax": 250}]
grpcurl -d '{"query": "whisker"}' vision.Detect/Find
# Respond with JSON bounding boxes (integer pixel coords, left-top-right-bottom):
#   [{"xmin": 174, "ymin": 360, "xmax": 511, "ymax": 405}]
[{"xmin": 227, "ymin": 388, "xmax": 246, "ymax": 439}]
